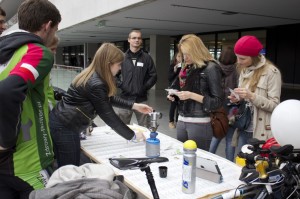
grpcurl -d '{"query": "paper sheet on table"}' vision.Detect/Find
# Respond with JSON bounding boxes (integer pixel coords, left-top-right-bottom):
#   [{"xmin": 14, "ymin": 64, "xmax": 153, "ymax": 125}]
[{"xmin": 81, "ymin": 125, "xmax": 244, "ymax": 199}]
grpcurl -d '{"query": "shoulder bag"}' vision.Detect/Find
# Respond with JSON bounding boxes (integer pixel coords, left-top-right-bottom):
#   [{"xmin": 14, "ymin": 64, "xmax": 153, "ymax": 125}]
[
  {"xmin": 233, "ymin": 100, "xmax": 252, "ymax": 131},
  {"xmin": 210, "ymin": 107, "xmax": 229, "ymax": 139}
]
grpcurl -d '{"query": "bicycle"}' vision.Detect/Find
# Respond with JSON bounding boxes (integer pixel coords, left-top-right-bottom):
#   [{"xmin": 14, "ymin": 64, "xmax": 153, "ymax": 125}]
[
  {"xmin": 212, "ymin": 139, "xmax": 300, "ymax": 199},
  {"xmin": 109, "ymin": 157, "xmax": 169, "ymax": 199}
]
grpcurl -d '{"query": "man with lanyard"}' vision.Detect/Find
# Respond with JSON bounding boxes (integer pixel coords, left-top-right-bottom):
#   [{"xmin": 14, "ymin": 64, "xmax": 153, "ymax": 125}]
[
  {"xmin": 0, "ymin": 0, "xmax": 61, "ymax": 198},
  {"xmin": 116, "ymin": 29, "xmax": 157, "ymax": 126}
]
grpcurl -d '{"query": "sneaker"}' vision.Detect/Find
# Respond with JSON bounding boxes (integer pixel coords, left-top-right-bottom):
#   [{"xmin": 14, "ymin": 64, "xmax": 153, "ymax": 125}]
[{"xmin": 169, "ymin": 122, "xmax": 176, "ymax": 128}]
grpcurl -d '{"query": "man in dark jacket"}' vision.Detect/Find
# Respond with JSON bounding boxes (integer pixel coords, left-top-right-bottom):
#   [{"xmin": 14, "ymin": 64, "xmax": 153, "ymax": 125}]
[
  {"xmin": 0, "ymin": 0, "xmax": 61, "ymax": 198},
  {"xmin": 116, "ymin": 29, "xmax": 157, "ymax": 126}
]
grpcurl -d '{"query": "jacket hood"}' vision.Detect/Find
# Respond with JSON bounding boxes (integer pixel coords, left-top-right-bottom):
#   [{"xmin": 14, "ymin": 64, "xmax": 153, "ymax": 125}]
[
  {"xmin": 220, "ymin": 63, "xmax": 236, "ymax": 77},
  {"xmin": 0, "ymin": 30, "xmax": 43, "ymax": 64}
]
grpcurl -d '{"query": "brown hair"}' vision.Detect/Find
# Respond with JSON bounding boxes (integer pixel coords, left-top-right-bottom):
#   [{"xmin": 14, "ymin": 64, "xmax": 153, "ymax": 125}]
[
  {"xmin": 219, "ymin": 46, "xmax": 236, "ymax": 65},
  {"xmin": 72, "ymin": 43, "xmax": 124, "ymax": 96},
  {"xmin": 0, "ymin": 7, "xmax": 6, "ymax": 16},
  {"xmin": 178, "ymin": 34, "xmax": 214, "ymax": 68},
  {"xmin": 18, "ymin": 0, "xmax": 61, "ymax": 32}
]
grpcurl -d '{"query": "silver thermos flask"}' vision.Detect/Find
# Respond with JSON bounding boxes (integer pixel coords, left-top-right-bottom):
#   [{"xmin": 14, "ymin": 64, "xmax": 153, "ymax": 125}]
[{"xmin": 182, "ymin": 140, "xmax": 197, "ymax": 194}]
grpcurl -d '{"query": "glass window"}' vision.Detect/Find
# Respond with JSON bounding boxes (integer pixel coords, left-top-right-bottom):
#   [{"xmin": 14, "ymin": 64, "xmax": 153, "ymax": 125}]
[
  {"xmin": 170, "ymin": 37, "xmax": 178, "ymax": 62},
  {"xmin": 143, "ymin": 39, "xmax": 150, "ymax": 53},
  {"xmin": 199, "ymin": 34, "xmax": 217, "ymax": 59},
  {"xmin": 115, "ymin": 42, "xmax": 125, "ymax": 51},
  {"xmin": 217, "ymin": 32, "xmax": 239, "ymax": 59},
  {"xmin": 62, "ymin": 45, "xmax": 84, "ymax": 67}
]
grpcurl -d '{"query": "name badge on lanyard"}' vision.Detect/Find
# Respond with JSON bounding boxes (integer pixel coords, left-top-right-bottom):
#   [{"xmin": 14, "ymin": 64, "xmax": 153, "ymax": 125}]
[{"xmin": 137, "ymin": 62, "xmax": 144, "ymax": 67}]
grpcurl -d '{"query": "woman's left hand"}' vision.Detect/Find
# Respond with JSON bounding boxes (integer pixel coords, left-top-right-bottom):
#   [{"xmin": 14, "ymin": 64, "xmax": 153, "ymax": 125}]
[
  {"xmin": 234, "ymin": 88, "xmax": 255, "ymax": 101},
  {"xmin": 176, "ymin": 91, "xmax": 192, "ymax": 101},
  {"xmin": 132, "ymin": 103, "xmax": 153, "ymax": 114}
]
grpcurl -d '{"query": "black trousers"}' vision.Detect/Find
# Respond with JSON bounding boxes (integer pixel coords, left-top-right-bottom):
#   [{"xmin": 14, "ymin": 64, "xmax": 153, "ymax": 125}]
[
  {"xmin": 169, "ymin": 100, "xmax": 179, "ymax": 122},
  {"xmin": 0, "ymin": 175, "xmax": 33, "ymax": 199}
]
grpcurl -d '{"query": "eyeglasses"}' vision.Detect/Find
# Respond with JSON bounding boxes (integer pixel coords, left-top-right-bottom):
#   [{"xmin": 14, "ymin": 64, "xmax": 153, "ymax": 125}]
[{"xmin": 130, "ymin": 37, "xmax": 142, "ymax": 40}]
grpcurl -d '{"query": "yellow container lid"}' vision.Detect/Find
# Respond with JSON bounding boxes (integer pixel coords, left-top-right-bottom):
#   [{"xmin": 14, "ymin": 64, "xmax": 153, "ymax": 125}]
[
  {"xmin": 183, "ymin": 140, "xmax": 197, "ymax": 150},
  {"xmin": 235, "ymin": 156, "xmax": 246, "ymax": 167}
]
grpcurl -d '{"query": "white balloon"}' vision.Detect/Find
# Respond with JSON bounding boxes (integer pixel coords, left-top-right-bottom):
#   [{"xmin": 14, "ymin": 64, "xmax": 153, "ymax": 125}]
[{"xmin": 271, "ymin": 100, "xmax": 300, "ymax": 149}]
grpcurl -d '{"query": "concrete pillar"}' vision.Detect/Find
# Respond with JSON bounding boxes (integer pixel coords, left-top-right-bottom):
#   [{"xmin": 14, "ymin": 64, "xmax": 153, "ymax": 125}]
[
  {"xmin": 55, "ymin": 47, "xmax": 64, "ymax": 65},
  {"xmin": 149, "ymin": 35, "xmax": 170, "ymax": 90},
  {"xmin": 86, "ymin": 43, "xmax": 99, "ymax": 67}
]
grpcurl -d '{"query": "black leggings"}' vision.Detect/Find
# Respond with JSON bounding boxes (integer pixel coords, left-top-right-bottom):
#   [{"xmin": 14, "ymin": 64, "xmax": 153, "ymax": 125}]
[
  {"xmin": 169, "ymin": 100, "xmax": 179, "ymax": 122},
  {"xmin": 0, "ymin": 175, "xmax": 33, "ymax": 199}
]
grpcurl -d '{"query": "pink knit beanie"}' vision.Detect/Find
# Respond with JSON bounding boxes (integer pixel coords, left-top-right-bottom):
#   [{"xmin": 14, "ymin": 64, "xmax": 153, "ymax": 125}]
[{"xmin": 234, "ymin": 35, "xmax": 263, "ymax": 56}]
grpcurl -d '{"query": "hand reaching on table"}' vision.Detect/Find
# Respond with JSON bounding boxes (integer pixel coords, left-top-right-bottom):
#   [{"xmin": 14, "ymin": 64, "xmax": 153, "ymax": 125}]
[
  {"xmin": 132, "ymin": 103, "xmax": 153, "ymax": 114},
  {"xmin": 134, "ymin": 131, "xmax": 146, "ymax": 142}
]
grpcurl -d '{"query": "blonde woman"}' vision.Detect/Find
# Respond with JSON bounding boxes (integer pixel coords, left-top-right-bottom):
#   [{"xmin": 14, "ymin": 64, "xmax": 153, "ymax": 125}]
[
  {"xmin": 50, "ymin": 43, "xmax": 153, "ymax": 167},
  {"xmin": 229, "ymin": 35, "xmax": 282, "ymax": 151},
  {"xmin": 168, "ymin": 34, "xmax": 223, "ymax": 151}
]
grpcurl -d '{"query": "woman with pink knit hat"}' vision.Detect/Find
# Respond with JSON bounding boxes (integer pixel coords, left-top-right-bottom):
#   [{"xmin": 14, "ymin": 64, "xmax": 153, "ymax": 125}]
[{"xmin": 229, "ymin": 35, "xmax": 282, "ymax": 152}]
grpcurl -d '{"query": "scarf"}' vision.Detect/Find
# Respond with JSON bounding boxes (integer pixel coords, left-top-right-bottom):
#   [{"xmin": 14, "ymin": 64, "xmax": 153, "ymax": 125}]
[
  {"xmin": 179, "ymin": 64, "xmax": 192, "ymax": 88},
  {"xmin": 240, "ymin": 55, "xmax": 266, "ymax": 79},
  {"xmin": 239, "ymin": 55, "xmax": 266, "ymax": 87}
]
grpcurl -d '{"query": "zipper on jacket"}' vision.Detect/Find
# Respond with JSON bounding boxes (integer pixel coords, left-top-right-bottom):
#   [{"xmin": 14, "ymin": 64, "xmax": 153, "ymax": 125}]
[{"xmin": 75, "ymin": 107, "xmax": 93, "ymax": 132}]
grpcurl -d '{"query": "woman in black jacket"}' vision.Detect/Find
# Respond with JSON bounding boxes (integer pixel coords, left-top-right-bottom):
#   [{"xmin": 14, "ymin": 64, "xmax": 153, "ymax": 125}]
[
  {"xmin": 167, "ymin": 34, "xmax": 223, "ymax": 151},
  {"xmin": 50, "ymin": 43, "xmax": 153, "ymax": 167}
]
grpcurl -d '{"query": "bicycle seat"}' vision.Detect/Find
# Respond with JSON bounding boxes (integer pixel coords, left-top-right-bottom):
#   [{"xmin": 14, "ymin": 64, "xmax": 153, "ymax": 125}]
[
  {"xmin": 109, "ymin": 157, "xmax": 169, "ymax": 170},
  {"xmin": 248, "ymin": 138, "xmax": 265, "ymax": 149},
  {"xmin": 270, "ymin": 144, "xmax": 293, "ymax": 155}
]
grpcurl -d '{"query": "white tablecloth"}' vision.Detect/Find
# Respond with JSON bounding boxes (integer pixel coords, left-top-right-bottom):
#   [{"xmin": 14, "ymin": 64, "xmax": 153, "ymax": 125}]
[{"xmin": 81, "ymin": 125, "xmax": 243, "ymax": 199}]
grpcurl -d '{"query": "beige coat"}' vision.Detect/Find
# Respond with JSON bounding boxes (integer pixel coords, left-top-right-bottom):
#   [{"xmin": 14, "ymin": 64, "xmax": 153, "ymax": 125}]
[{"xmin": 243, "ymin": 63, "xmax": 282, "ymax": 141}]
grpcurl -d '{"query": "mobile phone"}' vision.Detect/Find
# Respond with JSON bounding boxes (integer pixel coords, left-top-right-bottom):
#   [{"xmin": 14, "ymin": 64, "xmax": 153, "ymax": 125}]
[
  {"xmin": 165, "ymin": 89, "xmax": 178, "ymax": 95},
  {"xmin": 229, "ymin": 88, "xmax": 240, "ymax": 100}
]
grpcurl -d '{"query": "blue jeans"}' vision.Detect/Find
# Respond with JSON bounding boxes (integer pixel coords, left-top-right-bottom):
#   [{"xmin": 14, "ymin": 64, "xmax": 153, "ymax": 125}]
[
  {"xmin": 49, "ymin": 112, "xmax": 81, "ymax": 167},
  {"xmin": 209, "ymin": 126, "xmax": 236, "ymax": 162},
  {"xmin": 237, "ymin": 131, "xmax": 253, "ymax": 153}
]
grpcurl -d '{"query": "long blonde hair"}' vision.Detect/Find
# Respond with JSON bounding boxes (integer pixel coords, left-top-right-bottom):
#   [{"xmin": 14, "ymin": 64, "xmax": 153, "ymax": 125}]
[
  {"xmin": 72, "ymin": 43, "xmax": 124, "ymax": 96},
  {"xmin": 178, "ymin": 34, "xmax": 214, "ymax": 68},
  {"xmin": 239, "ymin": 56, "xmax": 273, "ymax": 92}
]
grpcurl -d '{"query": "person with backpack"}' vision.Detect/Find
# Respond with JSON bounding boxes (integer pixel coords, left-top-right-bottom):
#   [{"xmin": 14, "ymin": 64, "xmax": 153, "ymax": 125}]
[{"xmin": 0, "ymin": 0, "xmax": 61, "ymax": 197}]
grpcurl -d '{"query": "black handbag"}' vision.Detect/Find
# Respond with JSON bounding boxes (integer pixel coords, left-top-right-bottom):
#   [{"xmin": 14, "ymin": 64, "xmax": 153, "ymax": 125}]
[{"xmin": 233, "ymin": 100, "xmax": 252, "ymax": 131}]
